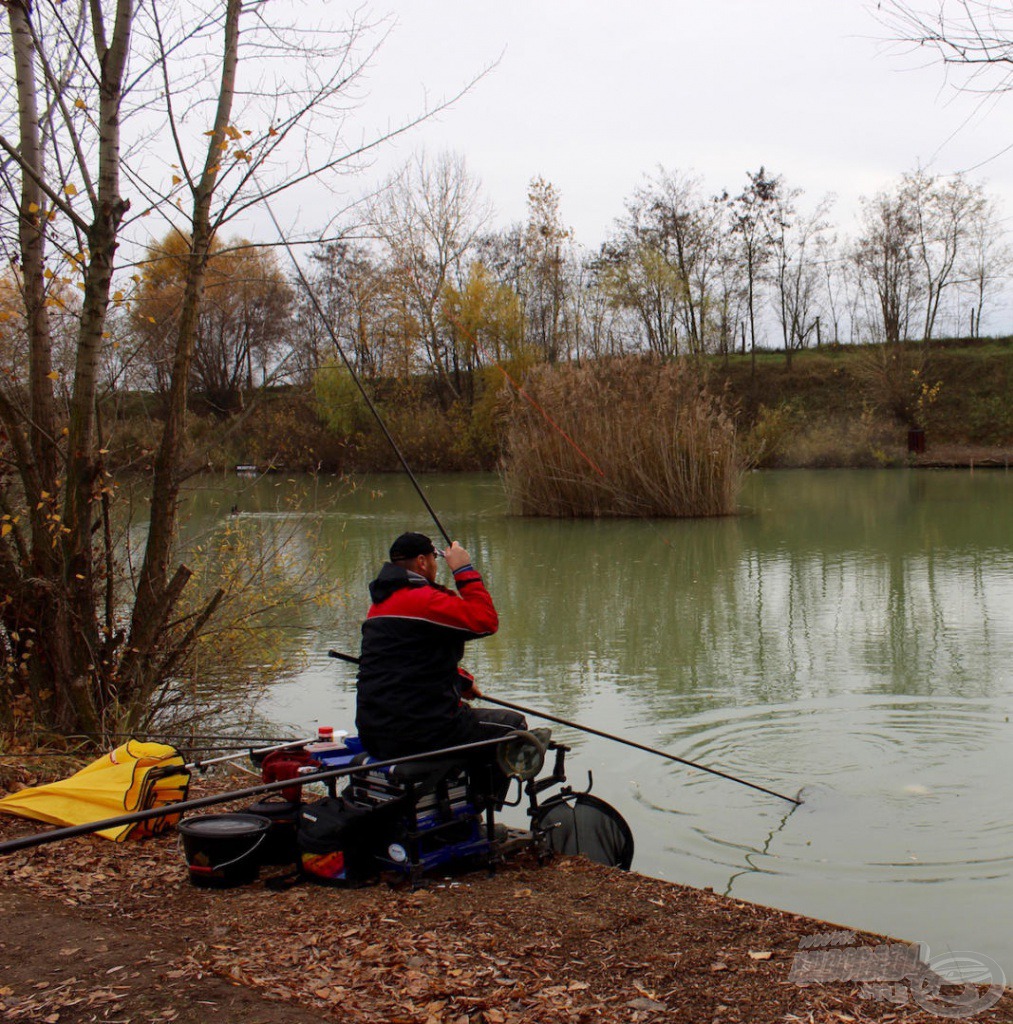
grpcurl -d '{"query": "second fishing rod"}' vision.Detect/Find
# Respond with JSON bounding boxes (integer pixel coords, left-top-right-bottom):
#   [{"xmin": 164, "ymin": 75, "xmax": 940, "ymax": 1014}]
[{"xmin": 329, "ymin": 651, "xmax": 800, "ymax": 807}]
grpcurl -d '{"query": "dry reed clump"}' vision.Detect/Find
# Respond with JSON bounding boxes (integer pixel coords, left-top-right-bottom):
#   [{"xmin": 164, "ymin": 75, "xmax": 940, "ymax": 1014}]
[{"xmin": 501, "ymin": 359, "xmax": 745, "ymax": 518}]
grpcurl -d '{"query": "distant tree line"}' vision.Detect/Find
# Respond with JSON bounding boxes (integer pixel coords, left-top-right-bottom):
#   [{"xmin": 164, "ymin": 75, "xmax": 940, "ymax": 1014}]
[
  {"xmin": 281, "ymin": 155, "xmax": 1011, "ymax": 392},
  {"xmin": 5, "ymin": 153, "xmax": 1007, "ymax": 416}
]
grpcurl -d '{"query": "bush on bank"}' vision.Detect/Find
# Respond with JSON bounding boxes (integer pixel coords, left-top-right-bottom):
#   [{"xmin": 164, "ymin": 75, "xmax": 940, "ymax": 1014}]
[{"xmin": 501, "ymin": 358, "xmax": 744, "ymax": 518}]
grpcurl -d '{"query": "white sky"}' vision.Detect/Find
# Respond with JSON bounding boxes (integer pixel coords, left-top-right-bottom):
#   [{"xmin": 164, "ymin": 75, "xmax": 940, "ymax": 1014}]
[{"xmin": 303, "ymin": 0, "xmax": 1013, "ymax": 248}]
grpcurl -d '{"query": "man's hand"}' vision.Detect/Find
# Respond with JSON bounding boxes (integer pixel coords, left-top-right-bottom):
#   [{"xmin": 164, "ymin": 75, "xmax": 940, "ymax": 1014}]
[
  {"xmin": 443, "ymin": 541, "xmax": 472, "ymax": 572},
  {"xmin": 458, "ymin": 666, "xmax": 482, "ymax": 701}
]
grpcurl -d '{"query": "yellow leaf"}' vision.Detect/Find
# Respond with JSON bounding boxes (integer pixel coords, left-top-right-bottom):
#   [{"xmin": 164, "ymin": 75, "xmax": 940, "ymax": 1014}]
[
  {"xmin": 226, "ymin": 125, "xmax": 242, "ymax": 140},
  {"xmin": 171, "ymin": 175, "xmax": 182, "ymax": 186},
  {"xmin": 47, "ymin": 371, "xmax": 59, "ymax": 380},
  {"xmin": 64, "ymin": 183, "xmax": 78, "ymax": 197},
  {"xmin": 204, "ymin": 129, "xmax": 216, "ymax": 136},
  {"xmin": 268, "ymin": 127, "xmax": 278, "ymax": 137},
  {"xmin": 113, "ymin": 291, "xmax": 123, "ymax": 302},
  {"xmin": 44, "ymin": 267, "xmax": 54, "ymax": 279},
  {"xmin": 74, "ymin": 97, "xmax": 86, "ymax": 110},
  {"xmin": 146, "ymin": 316, "xmax": 156, "ymax": 324},
  {"xmin": 28, "ymin": 202, "xmax": 40, "ymax": 213},
  {"xmin": 1, "ymin": 524, "xmax": 11, "ymax": 538}
]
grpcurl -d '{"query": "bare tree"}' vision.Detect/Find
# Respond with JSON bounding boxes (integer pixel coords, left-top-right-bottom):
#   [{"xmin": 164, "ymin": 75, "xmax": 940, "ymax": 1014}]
[
  {"xmin": 602, "ymin": 170, "xmax": 725, "ymax": 357},
  {"xmin": 726, "ymin": 167, "xmax": 782, "ymax": 367},
  {"xmin": 853, "ymin": 187, "xmax": 920, "ymax": 345},
  {"xmin": 879, "ymin": 2, "xmax": 1013, "ymax": 93},
  {"xmin": 0, "ymin": 0, "xmax": 468, "ymax": 737},
  {"xmin": 369, "ymin": 151, "xmax": 490, "ymax": 400},
  {"xmin": 901, "ymin": 170, "xmax": 986, "ymax": 340},
  {"xmin": 960, "ymin": 193, "xmax": 1013, "ymax": 336},
  {"xmin": 771, "ymin": 192, "xmax": 834, "ymax": 369}
]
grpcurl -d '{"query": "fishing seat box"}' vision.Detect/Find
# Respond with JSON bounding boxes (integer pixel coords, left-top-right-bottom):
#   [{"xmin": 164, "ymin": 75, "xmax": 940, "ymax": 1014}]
[{"xmin": 343, "ymin": 757, "xmax": 496, "ymax": 879}]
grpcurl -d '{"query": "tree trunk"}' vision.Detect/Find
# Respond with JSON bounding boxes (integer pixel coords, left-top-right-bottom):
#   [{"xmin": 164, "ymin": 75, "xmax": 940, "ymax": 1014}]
[{"xmin": 120, "ymin": 0, "xmax": 242, "ymax": 707}]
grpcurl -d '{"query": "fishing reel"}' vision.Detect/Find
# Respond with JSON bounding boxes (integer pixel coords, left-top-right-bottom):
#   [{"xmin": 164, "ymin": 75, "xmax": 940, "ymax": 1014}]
[{"xmin": 496, "ymin": 728, "xmax": 551, "ymax": 781}]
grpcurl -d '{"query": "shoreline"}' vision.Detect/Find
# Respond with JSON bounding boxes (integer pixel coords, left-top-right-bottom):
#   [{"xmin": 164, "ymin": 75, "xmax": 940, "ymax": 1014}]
[{"xmin": 1, "ymin": 791, "xmax": 1009, "ymax": 1024}]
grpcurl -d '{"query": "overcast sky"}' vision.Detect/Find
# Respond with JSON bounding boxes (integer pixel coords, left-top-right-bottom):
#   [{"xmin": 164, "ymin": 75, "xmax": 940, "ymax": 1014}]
[{"xmin": 294, "ymin": 0, "xmax": 1013, "ymax": 249}]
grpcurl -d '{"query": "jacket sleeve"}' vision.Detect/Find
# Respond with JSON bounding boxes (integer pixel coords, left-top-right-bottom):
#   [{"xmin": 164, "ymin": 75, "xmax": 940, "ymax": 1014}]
[{"xmin": 419, "ymin": 566, "xmax": 499, "ymax": 637}]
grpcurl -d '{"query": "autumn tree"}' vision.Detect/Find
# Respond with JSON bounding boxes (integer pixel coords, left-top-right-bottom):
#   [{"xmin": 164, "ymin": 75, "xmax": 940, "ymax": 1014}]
[
  {"xmin": 0, "ymin": 0, "xmax": 458, "ymax": 738},
  {"xmin": 132, "ymin": 232, "xmax": 293, "ymax": 411},
  {"xmin": 521, "ymin": 177, "xmax": 574, "ymax": 363},
  {"xmin": 441, "ymin": 261, "xmax": 524, "ymax": 399}
]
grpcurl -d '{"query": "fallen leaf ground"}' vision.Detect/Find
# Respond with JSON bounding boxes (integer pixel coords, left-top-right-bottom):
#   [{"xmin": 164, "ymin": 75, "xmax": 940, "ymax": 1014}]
[{"xmin": 1, "ymin": 775, "xmax": 1010, "ymax": 1024}]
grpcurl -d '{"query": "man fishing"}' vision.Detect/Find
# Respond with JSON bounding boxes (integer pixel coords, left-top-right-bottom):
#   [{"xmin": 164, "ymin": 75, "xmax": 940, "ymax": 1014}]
[{"xmin": 355, "ymin": 532, "xmax": 526, "ymax": 792}]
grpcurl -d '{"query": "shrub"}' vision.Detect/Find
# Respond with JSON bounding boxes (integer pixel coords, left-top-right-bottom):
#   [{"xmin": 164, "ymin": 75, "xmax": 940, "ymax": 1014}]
[
  {"xmin": 742, "ymin": 400, "xmax": 807, "ymax": 468},
  {"xmin": 773, "ymin": 408, "xmax": 903, "ymax": 468},
  {"xmin": 501, "ymin": 358, "xmax": 745, "ymax": 518}
]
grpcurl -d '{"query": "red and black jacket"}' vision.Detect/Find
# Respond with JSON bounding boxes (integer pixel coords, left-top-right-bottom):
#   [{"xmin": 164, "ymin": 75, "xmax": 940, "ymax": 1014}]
[{"xmin": 354, "ymin": 561, "xmax": 498, "ymax": 758}]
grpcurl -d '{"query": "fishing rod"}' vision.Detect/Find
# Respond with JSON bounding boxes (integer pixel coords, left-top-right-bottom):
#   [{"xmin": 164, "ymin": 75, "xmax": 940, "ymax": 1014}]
[
  {"xmin": 0, "ymin": 733, "xmax": 517, "ymax": 857},
  {"xmin": 71, "ymin": 732, "xmax": 301, "ymax": 746},
  {"xmin": 327, "ymin": 650, "xmax": 800, "ymax": 807},
  {"xmin": 259, "ymin": 190, "xmax": 451, "ymax": 546},
  {"xmin": 185, "ymin": 737, "xmax": 314, "ymax": 772}
]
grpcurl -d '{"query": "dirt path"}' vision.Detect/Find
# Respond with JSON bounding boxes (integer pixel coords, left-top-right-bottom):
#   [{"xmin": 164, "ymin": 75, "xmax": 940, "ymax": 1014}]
[{"xmin": 0, "ymin": 889, "xmax": 322, "ymax": 1024}]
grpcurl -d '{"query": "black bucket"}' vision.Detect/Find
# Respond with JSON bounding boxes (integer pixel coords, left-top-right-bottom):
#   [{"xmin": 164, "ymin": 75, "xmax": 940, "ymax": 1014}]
[
  {"xmin": 244, "ymin": 797, "xmax": 300, "ymax": 865},
  {"xmin": 177, "ymin": 813, "xmax": 271, "ymax": 888}
]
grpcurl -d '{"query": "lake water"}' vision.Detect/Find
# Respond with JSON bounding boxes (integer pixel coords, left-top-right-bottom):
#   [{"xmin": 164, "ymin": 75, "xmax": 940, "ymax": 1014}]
[{"xmin": 187, "ymin": 468, "xmax": 1013, "ymax": 972}]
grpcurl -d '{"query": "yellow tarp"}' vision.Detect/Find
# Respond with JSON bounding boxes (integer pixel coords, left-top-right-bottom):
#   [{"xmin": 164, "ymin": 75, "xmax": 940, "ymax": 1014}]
[{"xmin": 0, "ymin": 740, "xmax": 190, "ymax": 841}]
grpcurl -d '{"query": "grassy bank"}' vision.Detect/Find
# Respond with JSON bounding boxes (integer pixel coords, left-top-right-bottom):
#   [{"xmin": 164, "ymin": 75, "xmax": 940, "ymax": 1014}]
[
  {"xmin": 104, "ymin": 339, "xmax": 1013, "ymax": 474},
  {"xmin": 717, "ymin": 338, "xmax": 1013, "ymax": 467}
]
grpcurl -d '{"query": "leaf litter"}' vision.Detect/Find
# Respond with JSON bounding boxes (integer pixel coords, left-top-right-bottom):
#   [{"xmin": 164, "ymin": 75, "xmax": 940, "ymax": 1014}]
[{"xmin": 0, "ymin": 777, "xmax": 1010, "ymax": 1023}]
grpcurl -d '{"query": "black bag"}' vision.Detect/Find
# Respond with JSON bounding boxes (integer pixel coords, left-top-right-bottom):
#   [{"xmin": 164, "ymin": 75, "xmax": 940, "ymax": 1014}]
[{"xmin": 297, "ymin": 796, "xmax": 403, "ymax": 886}]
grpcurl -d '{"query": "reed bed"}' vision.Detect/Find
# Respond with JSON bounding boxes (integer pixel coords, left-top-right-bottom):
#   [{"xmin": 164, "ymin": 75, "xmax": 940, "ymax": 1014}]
[{"xmin": 501, "ymin": 359, "xmax": 745, "ymax": 517}]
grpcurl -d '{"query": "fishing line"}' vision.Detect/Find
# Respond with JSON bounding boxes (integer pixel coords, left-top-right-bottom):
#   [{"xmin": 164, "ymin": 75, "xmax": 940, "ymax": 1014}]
[{"xmin": 258, "ymin": 187, "xmax": 451, "ymax": 546}]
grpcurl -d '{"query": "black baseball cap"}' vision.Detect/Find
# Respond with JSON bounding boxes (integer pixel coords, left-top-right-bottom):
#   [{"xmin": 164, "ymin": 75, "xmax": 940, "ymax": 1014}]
[{"xmin": 389, "ymin": 532, "xmax": 437, "ymax": 561}]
